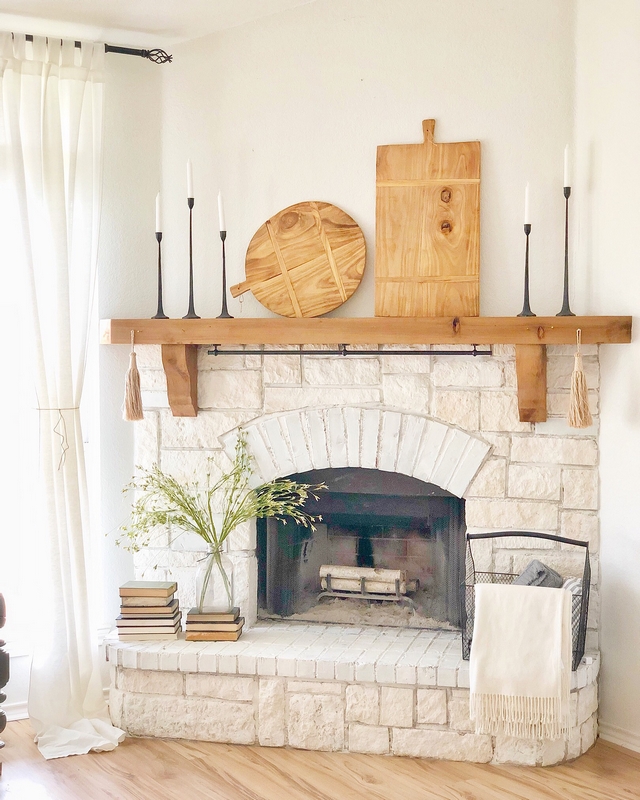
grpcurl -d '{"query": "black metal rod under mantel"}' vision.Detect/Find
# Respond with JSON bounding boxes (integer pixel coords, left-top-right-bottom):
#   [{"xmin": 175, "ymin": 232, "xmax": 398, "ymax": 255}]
[
  {"xmin": 207, "ymin": 344, "xmax": 493, "ymax": 358},
  {"xmin": 22, "ymin": 34, "xmax": 172, "ymax": 63}
]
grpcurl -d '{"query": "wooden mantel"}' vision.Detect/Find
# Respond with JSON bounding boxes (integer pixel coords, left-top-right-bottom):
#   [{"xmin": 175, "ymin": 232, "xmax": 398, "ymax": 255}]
[{"xmin": 101, "ymin": 316, "xmax": 632, "ymax": 419}]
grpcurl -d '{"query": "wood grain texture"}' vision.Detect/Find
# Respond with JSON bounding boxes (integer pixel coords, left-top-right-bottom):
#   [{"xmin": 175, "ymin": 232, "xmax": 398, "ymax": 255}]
[
  {"xmin": 101, "ymin": 316, "xmax": 632, "ymax": 346},
  {"xmin": 3, "ymin": 720, "xmax": 640, "ymax": 800},
  {"xmin": 232, "ymin": 201, "xmax": 366, "ymax": 318},
  {"xmin": 161, "ymin": 344, "xmax": 198, "ymax": 417},
  {"xmin": 515, "ymin": 344, "xmax": 548, "ymax": 423},
  {"xmin": 376, "ymin": 119, "xmax": 480, "ymax": 317}
]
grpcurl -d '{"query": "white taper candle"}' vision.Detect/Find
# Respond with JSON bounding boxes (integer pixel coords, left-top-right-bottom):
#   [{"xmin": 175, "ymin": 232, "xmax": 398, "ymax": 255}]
[
  {"xmin": 187, "ymin": 159, "xmax": 194, "ymax": 198},
  {"xmin": 155, "ymin": 192, "xmax": 162, "ymax": 232},
  {"xmin": 564, "ymin": 144, "xmax": 571, "ymax": 188},
  {"xmin": 524, "ymin": 182, "xmax": 531, "ymax": 225},
  {"xmin": 218, "ymin": 192, "xmax": 226, "ymax": 232}
]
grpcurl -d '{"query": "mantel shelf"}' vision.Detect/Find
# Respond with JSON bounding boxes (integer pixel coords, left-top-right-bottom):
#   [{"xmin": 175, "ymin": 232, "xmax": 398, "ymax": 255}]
[{"xmin": 100, "ymin": 316, "xmax": 632, "ymax": 420}]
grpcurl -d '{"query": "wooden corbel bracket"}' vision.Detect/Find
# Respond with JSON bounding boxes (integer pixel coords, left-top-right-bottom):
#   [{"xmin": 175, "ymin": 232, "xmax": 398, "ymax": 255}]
[{"xmin": 161, "ymin": 344, "xmax": 198, "ymax": 417}]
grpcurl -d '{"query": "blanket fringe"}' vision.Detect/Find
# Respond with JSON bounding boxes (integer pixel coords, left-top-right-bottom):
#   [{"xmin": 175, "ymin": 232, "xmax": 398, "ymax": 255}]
[{"xmin": 470, "ymin": 692, "xmax": 569, "ymax": 739}]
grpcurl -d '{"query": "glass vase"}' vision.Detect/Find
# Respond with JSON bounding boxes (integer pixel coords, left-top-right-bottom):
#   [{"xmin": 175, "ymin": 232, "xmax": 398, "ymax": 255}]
[{"xmin": 195, "ymin": 548, "xmax": 234, "ymax": 614}]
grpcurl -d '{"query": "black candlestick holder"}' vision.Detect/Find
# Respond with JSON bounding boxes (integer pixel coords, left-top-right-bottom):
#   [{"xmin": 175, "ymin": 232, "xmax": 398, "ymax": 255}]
[
  {"xmin": 557, "ymin": 186, "xmax": 575, "ymax": 316},
  {"xmin": 183, "ymin": 197, "xmax": 200, "ymax": 320},
  {"xmin": 217, "ymin": 230, "xmax": 234, "ymax": 319},
  {"xmin": 152, "ymin": 231, "xmax": 168, "ymax": 319},
  {"xmin": 517, "ymin": 223, "xmax": 535, "ymax": 317}
]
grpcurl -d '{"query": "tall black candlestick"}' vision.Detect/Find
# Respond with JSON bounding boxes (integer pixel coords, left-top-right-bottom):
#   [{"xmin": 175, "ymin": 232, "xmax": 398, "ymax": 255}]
[
  {"xmin": 557, "ymin": 186, "xmax": 575, "ymax": 316},
  {"xmin": 183, "ymin": 197, "xmax": 200, "ymax": 320},
  {"xmin": 517, "ymin": 223, "xmax": 535, "ymax": 317},
  {"xmin": 152, "ymin": 231, "xmax": 168, "ymax": 319},
  {"xmin": 217, "ymin": 230, "xmax": 233, "ymax": 319}
]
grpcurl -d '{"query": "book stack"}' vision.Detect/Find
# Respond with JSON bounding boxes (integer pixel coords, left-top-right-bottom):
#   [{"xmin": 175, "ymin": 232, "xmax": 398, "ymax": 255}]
[
  {"xmin": 117, "ymin": 581, "xmax": 181, "ymax": 640},
  {"xmin": 185, "ymin": 607, "xmax": 244, "ymax": 642}
]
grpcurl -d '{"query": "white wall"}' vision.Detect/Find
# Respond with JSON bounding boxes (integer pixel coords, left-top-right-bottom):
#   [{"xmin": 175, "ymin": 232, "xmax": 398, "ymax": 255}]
[
  {"xmin": 159, "ymin": 0, "xmax": 575, "ymax": 321},
  {"xmin": 574, "ymin": 0, "xmax": 640, "ymax": 751}
]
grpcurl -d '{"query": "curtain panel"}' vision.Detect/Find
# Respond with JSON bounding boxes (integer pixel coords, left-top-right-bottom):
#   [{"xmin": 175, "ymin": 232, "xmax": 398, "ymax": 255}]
[{"xmin": 0, "ymin": 33, "xmax": 124, "ymax": 758}]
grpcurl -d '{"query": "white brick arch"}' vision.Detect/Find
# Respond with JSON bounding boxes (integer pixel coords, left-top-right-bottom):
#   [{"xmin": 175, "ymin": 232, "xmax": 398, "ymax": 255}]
[{"xmin": 219, "ymin": 406, "xmax": 491, "ymax": 498}]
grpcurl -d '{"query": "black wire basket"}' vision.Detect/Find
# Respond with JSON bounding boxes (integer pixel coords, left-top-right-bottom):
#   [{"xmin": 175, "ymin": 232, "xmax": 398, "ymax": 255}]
[{"xmin": 461, "ymin": 531, "xmax": 590, "ymax": 672}]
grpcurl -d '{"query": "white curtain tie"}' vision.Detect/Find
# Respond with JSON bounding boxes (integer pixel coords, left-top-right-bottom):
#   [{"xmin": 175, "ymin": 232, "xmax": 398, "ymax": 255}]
[{"xmin": 36, "ymin": 407, "xmax": 80, "ymax": 470}]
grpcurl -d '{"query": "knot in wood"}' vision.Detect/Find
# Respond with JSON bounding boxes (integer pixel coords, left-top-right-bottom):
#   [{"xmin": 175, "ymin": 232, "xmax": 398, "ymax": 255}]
[
  {"xmin": 440, "ymin": 220, "xmax": 453, "ymax": 234},
  {"xmin": 281, "ymin": 211, "xmax": 299, "ymax": 230},
  {"xmin": 441, "ymin": 188, "xmax": 452, "ymax": 203}
]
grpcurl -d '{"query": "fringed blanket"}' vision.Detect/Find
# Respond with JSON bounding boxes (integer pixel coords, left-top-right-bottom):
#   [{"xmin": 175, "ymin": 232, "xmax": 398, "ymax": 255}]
[{"xmin": 469, "ymin": 583, "xmax": 572, "ymax": 740}]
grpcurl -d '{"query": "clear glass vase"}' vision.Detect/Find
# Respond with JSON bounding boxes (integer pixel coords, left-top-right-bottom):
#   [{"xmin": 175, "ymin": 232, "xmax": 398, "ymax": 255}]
[{"xmin": 195, "ymin": 548, "xmax": 234, "ymax": 614}]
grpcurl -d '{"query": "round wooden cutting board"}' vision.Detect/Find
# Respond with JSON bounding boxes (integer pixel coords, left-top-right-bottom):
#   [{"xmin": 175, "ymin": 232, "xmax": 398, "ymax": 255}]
[{"xmin": 230, "ymin": 201, "xmax": 366, "ymax": 318}]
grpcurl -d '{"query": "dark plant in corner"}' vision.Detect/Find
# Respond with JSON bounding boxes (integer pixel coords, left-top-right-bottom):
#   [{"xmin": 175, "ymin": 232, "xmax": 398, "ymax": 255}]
[{"xmin": 118, "ymin": 435, "xmax": 324, "ymax": 612}]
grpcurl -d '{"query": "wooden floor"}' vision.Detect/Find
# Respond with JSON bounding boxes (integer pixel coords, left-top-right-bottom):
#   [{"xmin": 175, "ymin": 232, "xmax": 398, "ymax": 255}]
[{"xmin": 1, "ymin": 720, "xmax": 640, "ymax": 800}]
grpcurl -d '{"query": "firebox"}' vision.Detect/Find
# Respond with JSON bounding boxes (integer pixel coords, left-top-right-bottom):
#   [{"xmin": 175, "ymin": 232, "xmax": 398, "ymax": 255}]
[{"xmin": 257, "ymin": 467, "xmax": 466, "ymax": 629}]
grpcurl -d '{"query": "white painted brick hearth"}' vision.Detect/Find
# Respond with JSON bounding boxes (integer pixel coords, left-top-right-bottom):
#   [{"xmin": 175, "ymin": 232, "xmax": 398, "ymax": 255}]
[{"xmin": 124, "ymin": 345, "xmax": 602, "ymax": 762}]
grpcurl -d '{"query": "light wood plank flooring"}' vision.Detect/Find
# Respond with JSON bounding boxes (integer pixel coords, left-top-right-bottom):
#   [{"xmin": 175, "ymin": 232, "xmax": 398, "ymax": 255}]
[{"xmin": 2, "ymin": 720, "xmax": 639, "ymax": 800}]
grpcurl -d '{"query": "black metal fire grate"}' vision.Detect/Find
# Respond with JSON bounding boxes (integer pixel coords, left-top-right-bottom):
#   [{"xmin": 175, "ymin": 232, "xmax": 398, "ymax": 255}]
[{"xmin": 461, "ymin": 531, "xmax": 591, "ymax": 672}]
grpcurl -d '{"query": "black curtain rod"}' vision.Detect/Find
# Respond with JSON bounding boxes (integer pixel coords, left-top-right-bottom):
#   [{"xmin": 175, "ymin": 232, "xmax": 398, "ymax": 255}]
[{"xmin": 21, "ymin": 33, "xmax": 172, "ymax": 63}]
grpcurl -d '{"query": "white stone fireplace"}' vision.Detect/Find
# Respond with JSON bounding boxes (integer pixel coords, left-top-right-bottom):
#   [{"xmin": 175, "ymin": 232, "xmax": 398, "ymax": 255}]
[{"xmin": 108, "ymin": 343, "xmax": 600, "ymax": 764}]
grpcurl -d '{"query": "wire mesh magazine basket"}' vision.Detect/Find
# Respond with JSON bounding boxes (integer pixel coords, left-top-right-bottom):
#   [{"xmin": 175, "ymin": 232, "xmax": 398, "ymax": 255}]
[{"xmin": 461, "ymin": 531, "xmax": 591, "ymax": 672}]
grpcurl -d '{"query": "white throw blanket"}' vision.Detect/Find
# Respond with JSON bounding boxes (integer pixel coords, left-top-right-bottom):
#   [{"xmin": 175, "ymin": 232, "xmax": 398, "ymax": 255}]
[{"xmin": 469, "ymin": 583, "xmax": 572, "ymax": 739}]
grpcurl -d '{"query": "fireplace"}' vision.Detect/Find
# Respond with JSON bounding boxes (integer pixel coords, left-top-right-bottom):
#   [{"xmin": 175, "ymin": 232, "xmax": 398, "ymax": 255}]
[{"xmin": 257, "ymin": 467, "xmax": 465, "ymax": 629}]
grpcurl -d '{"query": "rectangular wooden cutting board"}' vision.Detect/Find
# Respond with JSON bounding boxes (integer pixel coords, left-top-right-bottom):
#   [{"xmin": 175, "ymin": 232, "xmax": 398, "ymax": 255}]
[{"xmin": 375, "ymin": 119, "xmax": 480, "ymax": 317}]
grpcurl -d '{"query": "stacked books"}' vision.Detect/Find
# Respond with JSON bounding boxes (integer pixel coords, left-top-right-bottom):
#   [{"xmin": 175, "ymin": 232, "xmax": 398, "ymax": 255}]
[
  {"xmin": 117, "ymin": 581, "xmax": 181, "ymax": 640},
  {"xmin": 185, "ymin": 607, "xmax": 244, "ymax": 642}
]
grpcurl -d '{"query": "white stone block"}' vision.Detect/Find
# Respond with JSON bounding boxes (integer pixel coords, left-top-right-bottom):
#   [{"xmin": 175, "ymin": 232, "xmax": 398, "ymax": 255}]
[
  {"xmin": 416, "ymin": 689, "xmax": 447, "ymax": 724},
  {"xmin": 482, "ymin": 432, "xmax": 511, "ymax": 457},
  {"xmin": 135, "ymin": 345, "xmax": 164, "ymax": 370},
  {"xmin": 508, "ymin": 464, "xmax": 561, "ymax": 501},
  {"xmin": 263, "ymin": 354, "xmax": 301, "ymax": 385},
  {"xmin": 493, "ymin": 736, "xmax": 540, "ymax": 765},
  {"xmin": 466, "ymin": 459, "xmax": 507, "ymax": 498},
  {"xmin": 380, "ymin": 686, "xmax": 413, "ymax": 727},
  {"xmin": 381, "ymin": 350, "xmax": 431, "ymax": 375},
  {"xmin": 261, "ymin": 418, "xmax": 296, "ymax": 477},
  {"xmin": 481, "ymin": 391, "xmax": 531, "ymax": 432},
  {"xmin": 160, "ymin": 450, "xmax": 227, "ymax": 484},
  {"xmin": 562, "ymin": 468, "xmax": 598, "ymax": 510},
  {"xmin": 141, "ymin": 389, "xmax": 169, "ymax": 409},
  {"xmin": 185, "ymin": 674, "xmax": 254, "ymax": 702},
  {"xmin": 396, "ymin": 414, "xmax": 426, "ymax": 476},
  {"xmin": 344, "ymin": 407, "xmax": 362, "ymax": 467},
  {"xmin": 541, "ymin": 736, "xmax": 567, "ymax": 766},
  {"xmin": 199, "ymin": 370, "xmax": 262, "ymax": 410},
  {"xmin": 326, "ymin": 406, "xmax": 348, "ymax": 468},
  {"xmin": 134, "ymin": 412, "xmax": 159, "ymax": 469},
  {"xmin": 123, "ymin": 693, "xmax": 191, "ymax": 739},
  {"xmin": 283, "ymin": 412, "xmax": 314, "ymax": 473},
  {"xmin": 447, "ymin": 436, "xmax": 492, "ymax": 498},
  {"xmin": 465, "ymin": 498, "xmax": 558, "ymax": 531},
  {"xmin": 226, "ymin": 520, "xmax": 257, "ymax": 552},
  {"xmin": 185, "ymin": 696, "xmax": 256, "ymax": 744},
  {"xmin": 237, "ymin": 654, "xmax": 257, "ymax": 675},
  {"xmin": 382, "ymin": 374, "xmax": 430, "ymax": 413},
  {"xmin": 306, "ymin": 408, "xmax": 330, "ymax": 470},
  {"xmin": 448, "ymin": 690, "xmax": 473, "ymax": 731},
  {"xmin": 378, "ymin": 411, "xmax": 402, "ymax": 472},
  {"xmin": 392, "ymin": 729, "xmax": 492, "ymax": 762},
  {"xmin": 510, "ymin": 550, "xmax": 586, "ymax": 580},
  {"xmin": 412, "ymin": 420, "xmax": 448, "ymax": 484},
  {"xmin": 432, "ymin": 358, "xmax": 504, "ymax": 388},
  {"xmin": 287, "ymin": 693, "xmax": 344, "ymax": 751},
  {"xmin": 161, "ymin": 410, "xmax": 255, "ymax": 450},
  {"xmin": 510, "ymin": 436, "xmax": 598, "ymax": 466},
  {"xmin": 361, "ymin": 409, "xmax": 381, "ymax": 469},
  {"xmin": 258, "ymin": 678, "xmax": 286, "ymax": 747},
  {"xmin": 547, "ymin": 356, "xmax": 599, "ymax": 390},
  {"xmin": 245, "ymin": 425, "xmax": 277, "ymax": 482},
  {"xmin": 229, "ymin": 553, "xmax": 258, "ymax": 628},
  {"xmin": 547, "ymin": 391, "xmax": 599, "ymax": 418},
  {"xmin": 287, "ymin": 680, "xmax": 342, "ymax": 695},
  {"xmin": 179, "ymin": 648, "xmax": 199, "ymax": 672},
  {"xmin": 581, "ymin": 713, "xmax": 598, "ymax": 752},
  {"xmin": 432, "ymin": 390, "xmax": 480, "ymax": 430},
  {"xmin": 264, "ymin": 386, "xmax": 381, "ymax": 413},
  {"xmin": 560, "ymin": 511, "xmax": 599, "ymax": 549},
  {"xmin": 348, "ymin": 724, "xmax": 390, "ymax": 754},
  {"xmin": 303, "ymin": 358, "xmax": 380, "ymax": 386},
  {"xmin": 345, "ymin": 685, "xmax": 379, "ymax": 725},
  {"xmin": 109, "ymin": 688, "xmax": 124, "ymax": 728},
  {"xmin": 577, "ymin": 682, "xmax": 598, "ymax": 725}
]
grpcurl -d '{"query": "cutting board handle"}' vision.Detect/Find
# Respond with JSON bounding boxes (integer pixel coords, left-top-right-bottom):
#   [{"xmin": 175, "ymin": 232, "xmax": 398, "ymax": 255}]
[
  {"xmin": 422, "ymin": 119, "xmax": 435, "ymax": 143},
  {"xmin": 230, "ymin": 281, "xmax": 250, "ymax": 298}
]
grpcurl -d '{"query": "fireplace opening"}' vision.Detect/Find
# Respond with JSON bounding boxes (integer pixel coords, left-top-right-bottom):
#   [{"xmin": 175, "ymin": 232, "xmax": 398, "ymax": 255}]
[{"xmin": 257, "ymin": 467, "xmax": 466, "ymax": 629}]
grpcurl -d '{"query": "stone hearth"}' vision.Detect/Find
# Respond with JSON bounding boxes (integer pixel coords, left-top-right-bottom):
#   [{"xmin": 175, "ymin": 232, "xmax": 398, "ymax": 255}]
[{"xmin": 107, "ymin": 622, "xmax": 599, "ymax": 764}]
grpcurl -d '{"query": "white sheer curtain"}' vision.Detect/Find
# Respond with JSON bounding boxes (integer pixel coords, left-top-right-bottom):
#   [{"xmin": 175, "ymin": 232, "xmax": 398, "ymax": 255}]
[{"xmin": 0, "ymin": 33, "xmax": 124, "ymax": 759}]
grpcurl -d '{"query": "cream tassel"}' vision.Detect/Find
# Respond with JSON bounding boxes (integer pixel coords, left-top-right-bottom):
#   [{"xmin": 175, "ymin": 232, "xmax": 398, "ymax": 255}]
[
  {"xmin": 568, "ymin": 328, "xmax": 592, "ymax": 428},
  {"xmin": 123, "ymin": 330, "xmax": 144, "ymax": 421}
]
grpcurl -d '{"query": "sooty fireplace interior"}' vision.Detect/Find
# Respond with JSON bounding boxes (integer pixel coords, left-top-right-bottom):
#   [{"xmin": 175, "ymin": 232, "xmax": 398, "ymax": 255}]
[{"xmin": 257, "ymin": 468, "xmax": 466, "ymax": 629}]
